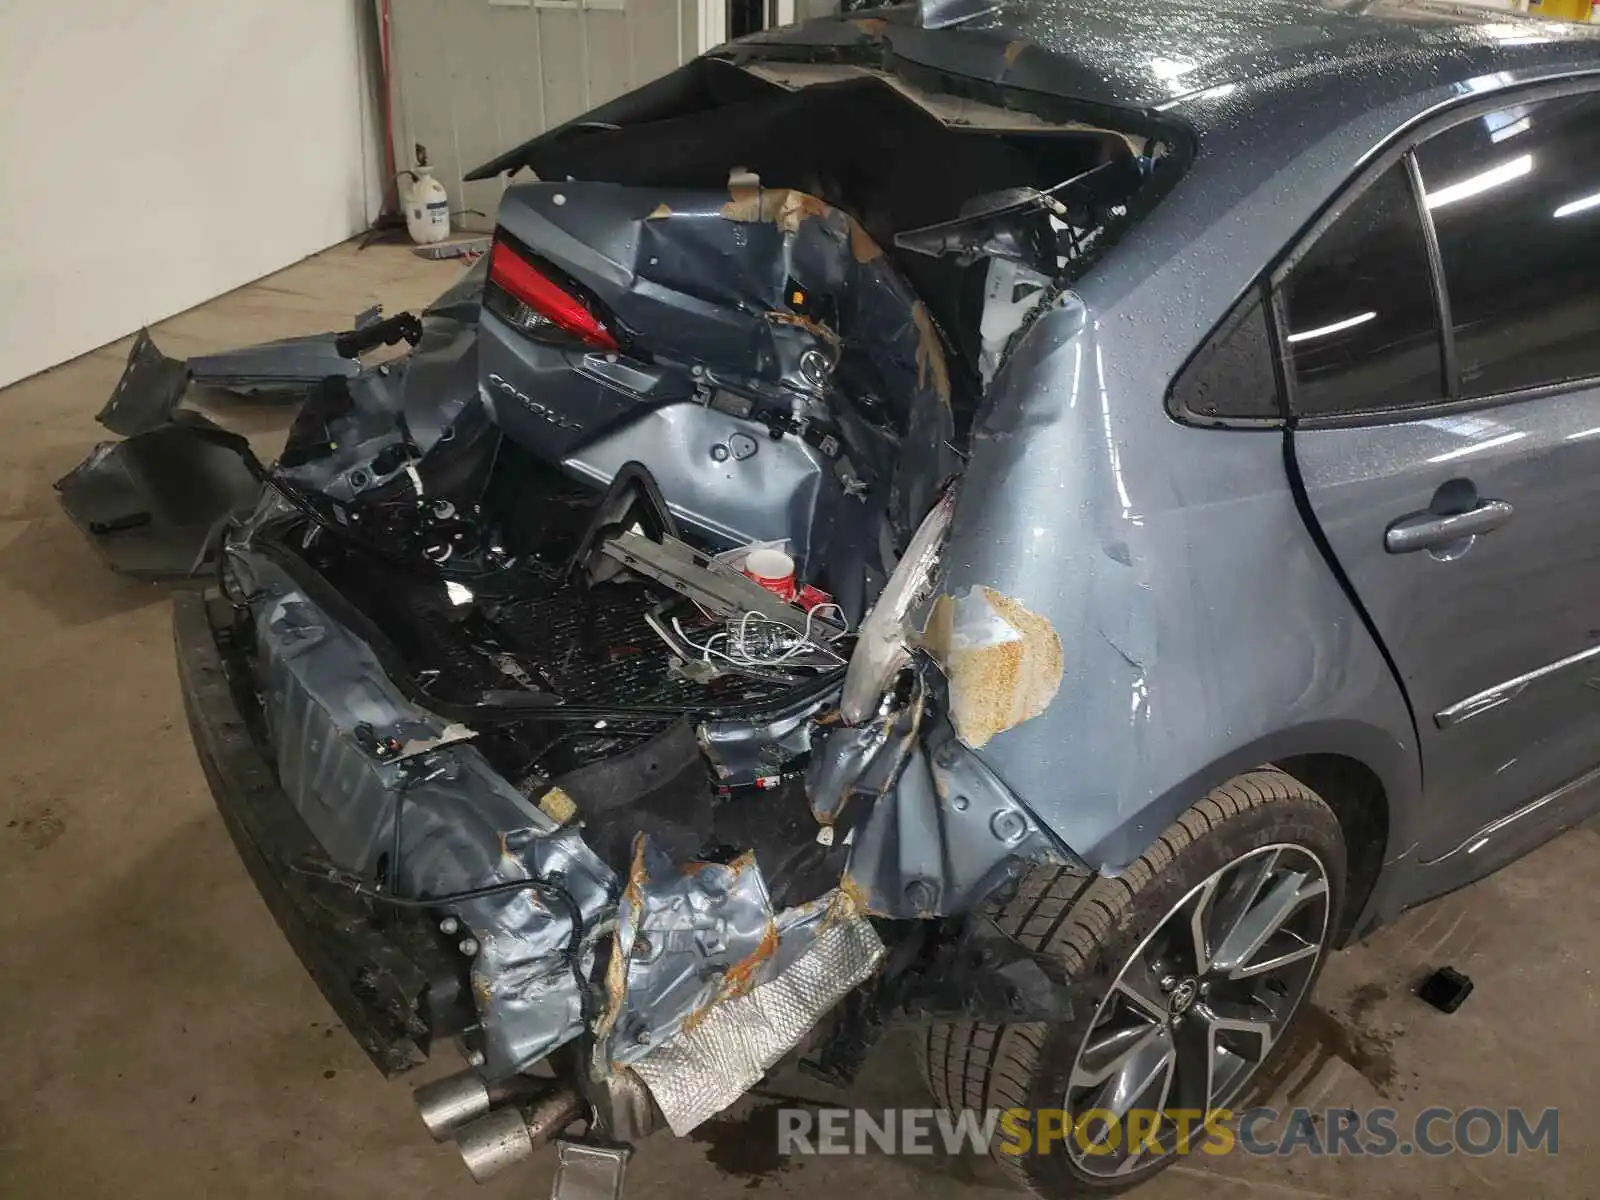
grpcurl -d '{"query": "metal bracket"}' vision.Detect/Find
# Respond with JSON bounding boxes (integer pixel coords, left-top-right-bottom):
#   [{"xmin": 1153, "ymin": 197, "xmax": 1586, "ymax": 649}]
[
  {"xmin": 600, "ymin": 530, "xmax": 845, "ymax": 637},
  {"xmin": 551, "ymin": 1139, "xmax": 631, "ymax": 1200}
]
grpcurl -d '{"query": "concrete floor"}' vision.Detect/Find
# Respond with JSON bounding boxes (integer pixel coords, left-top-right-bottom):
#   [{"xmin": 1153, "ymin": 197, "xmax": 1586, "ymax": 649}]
[{"xmin": 0, "ymin": 241, "xmax": 1593, "ymax": 1200}]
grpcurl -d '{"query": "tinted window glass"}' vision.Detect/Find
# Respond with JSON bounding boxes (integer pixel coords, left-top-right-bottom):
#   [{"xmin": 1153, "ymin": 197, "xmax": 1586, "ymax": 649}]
[
  {"xmin": 1170, "ymin": 287, "xmax": 1280, "ymax": 422},
  {"xmin": 1415, "ymin": 94, "xmax": 1600, "ymax": 397},
  {"xmin": 1281, "ymin": 162, "xmax": 1444, "ymax": 417}
]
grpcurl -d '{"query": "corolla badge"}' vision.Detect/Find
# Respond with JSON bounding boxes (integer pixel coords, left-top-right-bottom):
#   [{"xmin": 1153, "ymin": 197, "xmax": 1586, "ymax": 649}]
[{"xmin": 487, "ymin": 372, "xmax": 583, "ymax": 431}]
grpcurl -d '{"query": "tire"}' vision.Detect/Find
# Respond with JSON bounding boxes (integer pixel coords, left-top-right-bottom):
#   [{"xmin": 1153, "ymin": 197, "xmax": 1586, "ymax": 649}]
[{"xmin": 923, "ymin": 767, "xmax": 1346, "ymax": 1197}]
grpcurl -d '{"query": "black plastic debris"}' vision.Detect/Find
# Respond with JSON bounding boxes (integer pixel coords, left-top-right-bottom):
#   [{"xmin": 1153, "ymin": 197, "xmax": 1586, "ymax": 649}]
[
  {"xmin": 1417, "ymin": 966, "xmax": 1474, "ymax": 1013},
  {"xmin": 94, "ymin": 328, "xmax": 191, "ymax": 437},
  {"xmin": 54, "ymin": 421, "xmax": 263, "ymax": 580}
]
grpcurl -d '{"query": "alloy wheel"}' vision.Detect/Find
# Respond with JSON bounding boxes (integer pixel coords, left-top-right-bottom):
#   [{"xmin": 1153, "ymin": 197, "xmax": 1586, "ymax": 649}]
[{"xmin": 1063, "ymin": 843, "xmax": 1332, "ymax": 1177}]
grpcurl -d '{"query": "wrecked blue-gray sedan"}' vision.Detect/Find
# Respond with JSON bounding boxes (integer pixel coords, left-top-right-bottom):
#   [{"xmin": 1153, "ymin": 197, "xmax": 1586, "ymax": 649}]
[{"xmin": 56, "ymin": 0, "xmax": 1600, "ymax": 1194}]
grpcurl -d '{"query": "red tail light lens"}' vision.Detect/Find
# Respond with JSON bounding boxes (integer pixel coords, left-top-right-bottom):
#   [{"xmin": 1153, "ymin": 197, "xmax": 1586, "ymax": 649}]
[{"xmin": 487, "ymin": 240, "xmax": 619, "ymax": 351}]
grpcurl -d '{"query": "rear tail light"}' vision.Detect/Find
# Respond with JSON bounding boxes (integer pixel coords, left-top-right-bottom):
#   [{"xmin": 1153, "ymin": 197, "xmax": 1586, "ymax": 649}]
[{"xmin": 486, "ymin": 239, "xmax": 619, "ymax": 351}]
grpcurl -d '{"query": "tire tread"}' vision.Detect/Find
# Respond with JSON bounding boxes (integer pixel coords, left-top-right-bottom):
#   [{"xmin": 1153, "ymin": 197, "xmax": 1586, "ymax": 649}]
[{"xmin": 922, "ymin": 767, "xmax": 1334, "ymax": 1195}]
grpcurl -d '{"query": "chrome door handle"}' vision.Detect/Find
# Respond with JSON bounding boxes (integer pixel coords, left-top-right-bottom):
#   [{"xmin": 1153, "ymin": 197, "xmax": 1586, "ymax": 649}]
[{"xmin": 1384, "ymin": 499, "xmax": 1515, "ymax": 554}]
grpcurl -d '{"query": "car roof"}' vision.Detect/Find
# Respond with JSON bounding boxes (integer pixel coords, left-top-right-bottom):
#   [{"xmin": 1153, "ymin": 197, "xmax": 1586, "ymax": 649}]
[
  {"xmin": 739, "ymin": 0, "xmax": 1600, "ymax": 136},
  {"xmin": 974, "ymin": 0, "xmax": 1600, "ymax": 113},
  {"xmin": 478, "ymin": 1, "xmax": 1600, "ymax": 190},
  {"xmin": 721, "ymin": 0, "xmax": 1600, "ymax": 192}
]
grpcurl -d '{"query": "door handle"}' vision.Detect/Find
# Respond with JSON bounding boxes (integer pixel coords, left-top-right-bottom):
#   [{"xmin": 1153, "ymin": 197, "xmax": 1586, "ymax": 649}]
[{"xmin": 1384, "ymin": 499, "xmax": 1515, "ymax": 554}]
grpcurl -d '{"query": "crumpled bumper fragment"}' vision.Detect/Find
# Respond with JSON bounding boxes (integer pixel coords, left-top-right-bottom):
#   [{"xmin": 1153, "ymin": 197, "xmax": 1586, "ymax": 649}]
[
  {"xmin": 55, "ymin": 423, "xmax": 262, "ymax": 580},
  {"xmin": 232, "ymin": 542, "xmax": 617, "ymax": 1078},
  {"xmin": 57, "ymin": 314, "xmax": 428, "ymax": 580}
]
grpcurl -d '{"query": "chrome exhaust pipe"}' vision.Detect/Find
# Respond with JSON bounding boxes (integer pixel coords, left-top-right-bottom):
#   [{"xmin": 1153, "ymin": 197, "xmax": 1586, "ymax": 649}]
[
  {"xmin": 414, "ymin": 1069, "xmax": 494, "ymax": 1142},
  {"xmin": 454, "ymin": 1086, "xmax": 587, "ymax": 1184}
]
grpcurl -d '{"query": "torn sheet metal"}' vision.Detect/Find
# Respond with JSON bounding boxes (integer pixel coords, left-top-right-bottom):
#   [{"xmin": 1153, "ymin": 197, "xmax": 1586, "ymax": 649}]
[
  {"xmin": 465, "ymin": 824, "xmax": 616, "ymax": 1079},
  {"xmin": 629, "ymin": 901, "xmax": 884, "ymax": 1135},
  {"xmin": 97, "ymin": 314, "xmax": 418, "ymax": 438},
  {"xmin": 809, "ymin": 681, "xmax": 925, "ymax": 828},
  {"xmin": 603, "ymin": 839, "xmax": 781, "ymax": 1064},
  {"xmin": 697, "ymin": 691, "xmax": 834, "ymax": 788},
  {"xmin": 230, "ymin": 547, "xmax": 618, "ymax": 1078},
  {"xmin": 273, "ymin": 308, "xmax": 492, "ymax": 512},
  {"xmin": 923, "ymin": 585, "xmax": 1064, "ymax": 749},
  {"xmin": 842, "ymin": 714, "xmax": 1071, "ymax": 916},
  {"xmin": 808, "ymin": 666, "xmax": 1075, "ymax": 918},
  {"xmin": 60, "ymin": 304, "xmax": 449, "ymax": 576},
  {"xmin": 490, "ymin": 178, "xmax": 959, "ymax": 560}
]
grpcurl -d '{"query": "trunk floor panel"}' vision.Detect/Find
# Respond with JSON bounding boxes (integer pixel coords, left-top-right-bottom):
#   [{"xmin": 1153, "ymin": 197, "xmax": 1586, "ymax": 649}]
[{"xmin": 306, "ymin": 541, "xmax": 793, "ymax": 714}]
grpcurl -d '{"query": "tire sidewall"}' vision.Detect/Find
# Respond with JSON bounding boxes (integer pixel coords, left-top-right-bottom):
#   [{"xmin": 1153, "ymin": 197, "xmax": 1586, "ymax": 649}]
[{"xmin": 1016, "ymin": 790, "xmax": 1347, "ymax": 1195}]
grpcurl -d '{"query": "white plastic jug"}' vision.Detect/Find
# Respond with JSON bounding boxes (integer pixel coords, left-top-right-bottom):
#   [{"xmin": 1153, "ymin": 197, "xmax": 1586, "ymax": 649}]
[{"xmin": 404, "ymin": 167, "xmax": 451, "ymax": 245}]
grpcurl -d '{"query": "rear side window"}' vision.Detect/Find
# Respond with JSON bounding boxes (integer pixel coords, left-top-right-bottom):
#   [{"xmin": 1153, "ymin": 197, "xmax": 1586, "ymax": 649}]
[
  {"xmin": 1168, "ymin": 287, "xmax": 1280, "ymax": 423},
  {"xmin": 1414, "ymin": 94, "xmax": 1600, "ymax": 397},
  {"xmin": 1279, "ymin": 162, "xmax": 1444, "ymax": 417}
]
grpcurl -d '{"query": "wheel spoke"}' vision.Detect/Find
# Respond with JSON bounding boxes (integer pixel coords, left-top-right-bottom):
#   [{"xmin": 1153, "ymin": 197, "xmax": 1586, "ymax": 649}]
[
  {"xmin": 1185, "ymin": 874, "xmax": 1221, "ymax": 975},
  {"xmin": 1116, "ymin": 952, "xmax": 1172, "ymax": 1021},
  {"xmin": 1084, "ymin": 1026, "xmax": 1174, "ymax": 1132},
  {"xmin": 1201, "ymin": 1003, "xmax": 1277, "ymax": 1065},
  {"xmin": 1168, "ymin": 1013, "xmax": 1216, "ymax": 1111},
  {"xmin": 1073, "ymin": 1020, "xmax": 1165, "ymax": 1092},
  {"xmin": 1075, "ymin": 1023, "xmax": 1149, "ymax": 1089},
  {"xmin": 1210, "ymin": 870, "xmax": 1327, "ymax": 979},
  {"xmin": 1207, "ymin": 849, "xmax": 1279, "ymax": 955},
  {"xmin": 1229, "ymin": 937, "xmax": 1320, "ymax": 980},
  {"xmin": 1115, "ymin": 1054, "xmax": 1176, "ymax": 1176}
]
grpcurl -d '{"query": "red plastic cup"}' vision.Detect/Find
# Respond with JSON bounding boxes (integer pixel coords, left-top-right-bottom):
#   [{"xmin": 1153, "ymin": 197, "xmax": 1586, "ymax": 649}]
[{"xmin": 743, "ymin": 547, "xmax": 797, "ymax": 602}]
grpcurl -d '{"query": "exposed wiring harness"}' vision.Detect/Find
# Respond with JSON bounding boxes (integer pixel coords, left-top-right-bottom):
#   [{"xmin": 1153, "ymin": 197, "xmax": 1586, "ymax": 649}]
[
  {"xmin": 292, "ymin": 858, "xmax": 580, "ymax": 911},
  {"xmin": 670, "ymin": 602, "xmax": 848, "ymax": 673}
]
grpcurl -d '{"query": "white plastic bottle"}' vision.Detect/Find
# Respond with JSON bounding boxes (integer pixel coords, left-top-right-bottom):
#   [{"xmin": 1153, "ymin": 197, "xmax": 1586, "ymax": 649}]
[{"xmin": 404, "ymin": 167, "xmax": 451, "ymax": 245}]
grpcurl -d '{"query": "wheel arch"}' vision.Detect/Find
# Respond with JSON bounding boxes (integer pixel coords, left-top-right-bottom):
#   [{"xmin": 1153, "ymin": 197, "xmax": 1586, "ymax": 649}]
[
  {"xmin": 1065, "ymin": 719, "xmax": 1419, "ymax": 949},
  {"xmin": 1271, "ymin": 753, "xmax": 1390, "ymax": 946}
]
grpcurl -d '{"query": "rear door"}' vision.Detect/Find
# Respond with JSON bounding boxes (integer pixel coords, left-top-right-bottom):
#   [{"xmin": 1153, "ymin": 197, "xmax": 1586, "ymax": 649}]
[{"xmin": 1285, "ymin": 85, "xmax": 1600, "ymax": 863}]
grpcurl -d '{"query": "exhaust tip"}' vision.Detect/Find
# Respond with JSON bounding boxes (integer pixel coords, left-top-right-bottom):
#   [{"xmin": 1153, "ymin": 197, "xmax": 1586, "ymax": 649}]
[
  {"xmin": 456, "ymin": 1106, "xmax": 537, "ymax": 1184},
  {"xmin": 414, "ymin": 1070, "xmax": 493, "ymax": 1142},
  {"xmin": 453, "ymin": 1087, "xmax": 586, "ymax": 1184}
]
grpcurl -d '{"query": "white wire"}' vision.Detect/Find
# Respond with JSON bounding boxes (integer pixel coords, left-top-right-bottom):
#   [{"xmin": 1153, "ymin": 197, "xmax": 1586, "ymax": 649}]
[
  {"xmin": 807, "ymin": 602, "xmax": 846, "ymax": 639},
  {"xmin": 670, "ymin": 607, "xmax": 847, "ymax": 670},
  {"xmin": 764, "ymin": 607, "xmax": 847, "ymax": 664},
  {"xmin": 671, "ymin": 618, "xmax": 752, "ymax": 671},
  {"xmin": 740, "ymin": 607, "xmax": 848, "ymax": 665}
]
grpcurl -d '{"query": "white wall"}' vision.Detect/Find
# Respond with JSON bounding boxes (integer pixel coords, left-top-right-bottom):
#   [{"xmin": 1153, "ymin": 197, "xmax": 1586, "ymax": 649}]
[
  {"xmin": 0, "ymin": 0, "xmax": 384, "ymax": 389},
  {"xmin": 386, "ymin": 0, "xmax": 702, "ymax": 232}
]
